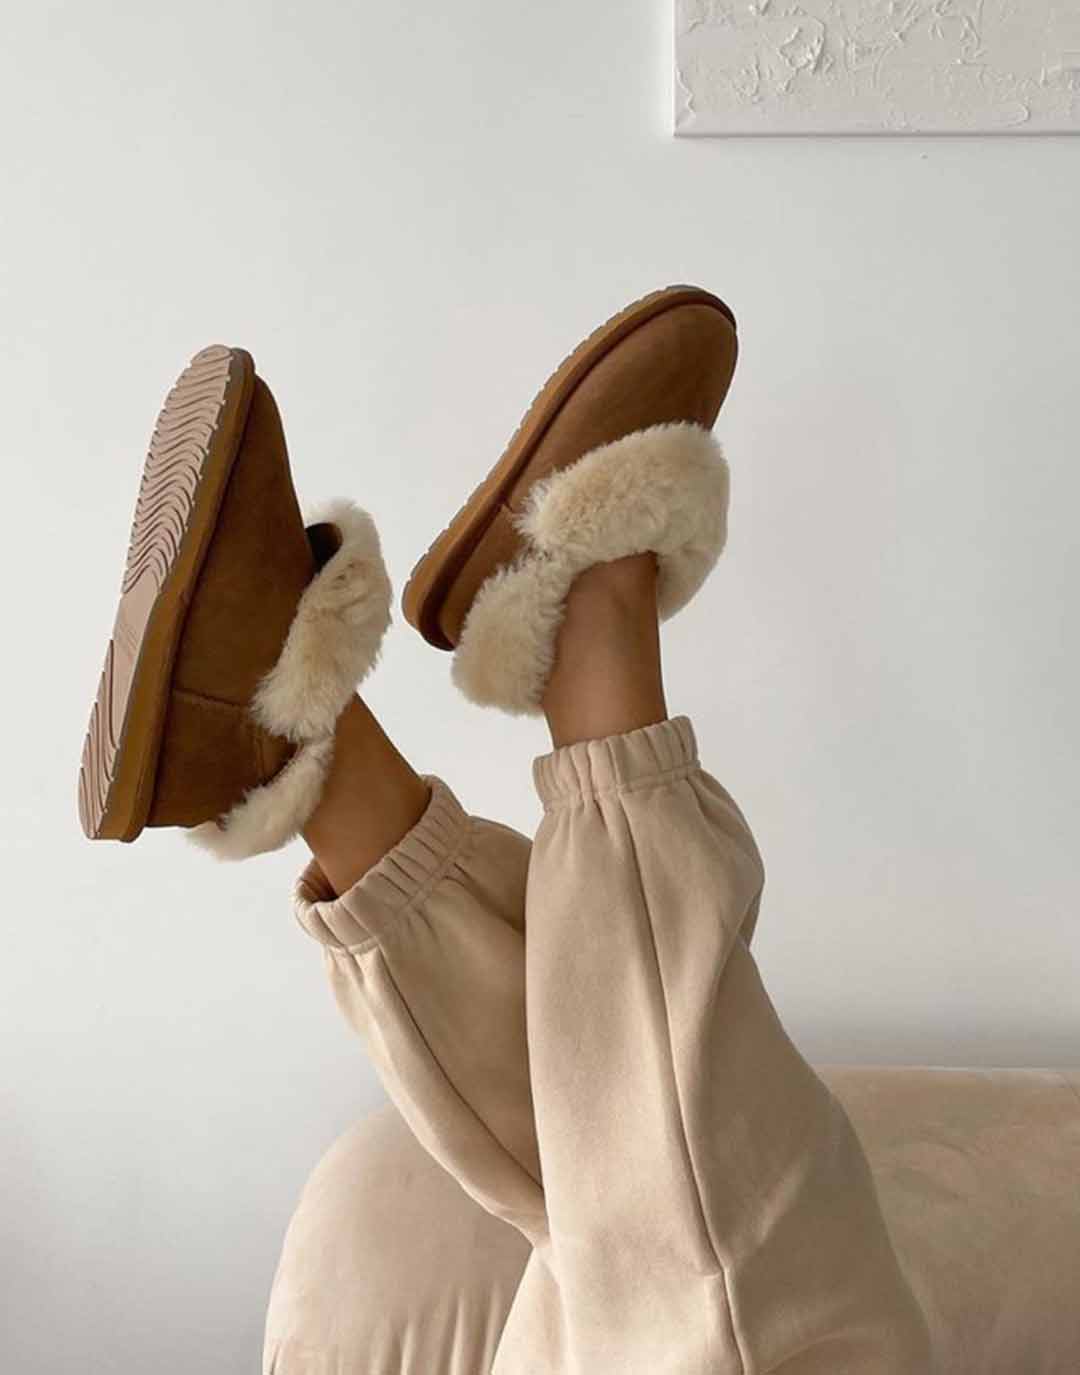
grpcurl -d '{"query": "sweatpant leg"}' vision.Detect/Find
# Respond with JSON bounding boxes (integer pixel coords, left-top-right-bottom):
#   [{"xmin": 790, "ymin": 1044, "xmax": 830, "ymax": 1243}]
[
  {"xmin": 495, "ymin": 717, "xmax": 932, "ymax": 1375},
  {"xmin": 294, "ymin": 777, "xmax": 546, "ymax": 1244}
]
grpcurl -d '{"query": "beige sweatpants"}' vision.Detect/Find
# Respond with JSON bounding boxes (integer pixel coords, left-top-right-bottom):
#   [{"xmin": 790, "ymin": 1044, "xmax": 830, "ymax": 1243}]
[{"xmin": 294, "ymin": 717, "xmax": 932, "ymax": 1374}]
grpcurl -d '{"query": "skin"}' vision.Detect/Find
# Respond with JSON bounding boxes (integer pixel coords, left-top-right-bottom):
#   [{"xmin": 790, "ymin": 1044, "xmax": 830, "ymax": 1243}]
[{"xmin": 302, "ymin": 552, "xmax": 666, "ymax": 896}]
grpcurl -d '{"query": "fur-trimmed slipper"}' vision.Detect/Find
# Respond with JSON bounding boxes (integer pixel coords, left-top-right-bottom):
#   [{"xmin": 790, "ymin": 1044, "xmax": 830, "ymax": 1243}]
[
  {"xmin": 403, "ymin": 285, "xmax": 736, "ymax": 714},
  {"xmin": 78, "ymin": 346, "xmax": 390, "ymax": 858}
]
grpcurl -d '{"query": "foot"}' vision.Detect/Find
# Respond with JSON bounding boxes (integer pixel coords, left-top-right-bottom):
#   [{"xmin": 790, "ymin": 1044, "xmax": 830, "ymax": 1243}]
[
  {"xmin": 404, "ymin": 290, "xmax": 734, "ymax": 717},
  {"xmin": 404, "ymin": 285, "xmax": 737, "ymax": 654}
]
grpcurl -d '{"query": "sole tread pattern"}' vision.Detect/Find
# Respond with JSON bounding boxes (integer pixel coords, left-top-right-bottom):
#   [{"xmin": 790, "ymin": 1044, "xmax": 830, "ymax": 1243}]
[{"xmin": 78, "ymin": 345, "xmax": 234, "ymax": 838}]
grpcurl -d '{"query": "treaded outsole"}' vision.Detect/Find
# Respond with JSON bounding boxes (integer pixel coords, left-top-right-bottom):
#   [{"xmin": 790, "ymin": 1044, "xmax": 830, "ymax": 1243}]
[{"xmin": 78, "ymin": 346, "xmax": 236, "ymax": 839}]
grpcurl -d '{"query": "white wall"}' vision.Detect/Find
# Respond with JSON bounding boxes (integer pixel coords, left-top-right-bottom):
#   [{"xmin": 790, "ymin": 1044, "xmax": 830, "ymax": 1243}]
[{"xmin": 2, "ymin": 2, "xmax": 1077, "ymax": 1371}]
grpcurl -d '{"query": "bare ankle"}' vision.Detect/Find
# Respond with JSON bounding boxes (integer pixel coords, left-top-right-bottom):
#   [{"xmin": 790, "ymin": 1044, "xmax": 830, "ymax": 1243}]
[
  {"xmin": 542, "ymin": 554, "xmax": 668, "ymax": 749},
  {"xmin": 302, "ymin": 697, "xmax": 430, "ymax": 896}
]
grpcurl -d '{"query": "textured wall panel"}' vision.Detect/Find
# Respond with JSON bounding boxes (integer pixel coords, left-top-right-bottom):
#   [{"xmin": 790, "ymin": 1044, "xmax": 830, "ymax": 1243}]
[{"xmin": 675, "ymin": 1, "xmax": 1080, "ymax": 135}]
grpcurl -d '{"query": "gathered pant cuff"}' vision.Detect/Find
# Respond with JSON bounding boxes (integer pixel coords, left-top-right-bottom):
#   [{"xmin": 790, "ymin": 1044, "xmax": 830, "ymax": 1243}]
[
  {"xmin": 532, "ymin": 715, "xmax": 699, "ymax": 808},
  {"xmin": 294, "ymin": 777, "xmax": 471, "ymax": 950}
]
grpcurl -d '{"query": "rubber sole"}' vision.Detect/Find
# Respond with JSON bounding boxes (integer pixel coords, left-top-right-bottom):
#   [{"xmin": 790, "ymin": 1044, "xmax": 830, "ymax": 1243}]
[
  {"xmin": 402, "ymin": 284, "xmax": 736, "ymax": 649},
  {"xmin": 78, "ymin": 345, "xmax": 255, "ymax": 841}
]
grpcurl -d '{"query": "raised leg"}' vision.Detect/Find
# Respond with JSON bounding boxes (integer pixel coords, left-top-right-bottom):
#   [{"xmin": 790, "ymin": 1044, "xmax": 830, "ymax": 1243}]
[
  {"xmin": 295, "ymin": 694, "xmax": 546, "ymax": 1243},
  {"xmin": 291, "ymin": 552, "xmax": 930, "ymax": 1373},
  {"xmin": 489, "ymin": 556, "xmax": 932, "ymax": 1373}
]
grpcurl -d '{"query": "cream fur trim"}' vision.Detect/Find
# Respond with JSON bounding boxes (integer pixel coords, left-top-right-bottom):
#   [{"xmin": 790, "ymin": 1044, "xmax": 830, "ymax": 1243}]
[
  {"xmin": 188, "ymin": 738, "xmax": 335, "ymax": 862},
  {"xmin": 452, "ymin": 423, "xmax": 728, "ymax": 714},
  {"xmin": 253, "ymin": 501, "xmax": 392, "ymax": 743},
  {"xmin": 190, "ymin": 501, "xmax": 391, "ymax": 860}
]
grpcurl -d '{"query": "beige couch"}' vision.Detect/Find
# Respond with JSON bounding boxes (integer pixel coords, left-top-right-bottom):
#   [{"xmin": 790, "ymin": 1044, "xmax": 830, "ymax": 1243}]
[{"xmin": 265, "ymin": 1067, "xmax": 1080, "ymax": 1374}]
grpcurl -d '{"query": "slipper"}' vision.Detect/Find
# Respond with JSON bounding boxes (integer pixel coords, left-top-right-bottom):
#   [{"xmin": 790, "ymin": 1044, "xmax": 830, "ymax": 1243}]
[
  {"xmin": 78, "ymin": 347, "xmax": 391, "ymax": 856},
  {"xmin": 403, "ymin": 285, "xmax": 737, "ymax": 713}
]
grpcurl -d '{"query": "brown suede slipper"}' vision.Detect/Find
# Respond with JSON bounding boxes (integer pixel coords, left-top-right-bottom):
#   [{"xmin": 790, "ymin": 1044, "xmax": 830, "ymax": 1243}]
[
  {"xmin": 403, "ymin": 284, "xmax": 738, "ymax": 653},
  {"xmin": 80, "ymin": 347, "xmax": 258, "ymax": 841},
  {"xmin": 78, "ymin": 347, "xmax": 392, "ymax": 855}
]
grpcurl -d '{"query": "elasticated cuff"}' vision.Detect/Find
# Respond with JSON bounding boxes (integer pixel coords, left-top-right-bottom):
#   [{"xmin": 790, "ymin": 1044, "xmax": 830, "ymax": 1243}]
[
  {"xmin": 294, "ymin": 777, "xmax": 472, "ymax": 949},
  {"xmin": 532, "ymin": 716, "xmax": 699, "ymax": 809}
]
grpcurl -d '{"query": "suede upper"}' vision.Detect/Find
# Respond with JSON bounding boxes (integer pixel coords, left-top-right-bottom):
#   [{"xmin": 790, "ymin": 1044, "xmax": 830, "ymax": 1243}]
[{"xmin": 438, "ymin": 301, "xmax": 736, "ymax": 648}]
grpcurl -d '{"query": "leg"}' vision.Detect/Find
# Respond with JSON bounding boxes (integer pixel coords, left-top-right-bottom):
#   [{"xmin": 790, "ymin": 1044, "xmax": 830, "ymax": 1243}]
[
  {"xmin": 263, "ymin": 1105, "xmax": 529, "ymax": 1375},
  {"xmin": 295, "ymin": 694, "xmax": 546, "ymax": 1244},
  {"xmin": 301, "ymin": 695, "xmax": 431, "ymax": 894},
  {"xmin": 491, "ymin": 556, "xmax": 932, "ymax": 1373}
]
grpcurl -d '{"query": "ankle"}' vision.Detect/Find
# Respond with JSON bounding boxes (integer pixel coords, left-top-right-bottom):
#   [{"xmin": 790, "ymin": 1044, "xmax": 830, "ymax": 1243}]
[
  {"xmin": 542, "ymin": 554, "xmax": 668, "ymax": 749},
  {"xmin": 302, "ymin": 697, "xmax": 430, "ymax": 896}
]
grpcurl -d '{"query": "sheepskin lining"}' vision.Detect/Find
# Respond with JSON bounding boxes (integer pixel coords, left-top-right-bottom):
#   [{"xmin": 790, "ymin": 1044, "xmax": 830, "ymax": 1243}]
[
  {"xmin": 452, "ymin": 423, "xmax": 729, "ymax": 714},
  {"xmin": 190, "ymin": 501, "xmax": 391, "ymax": 860}
]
